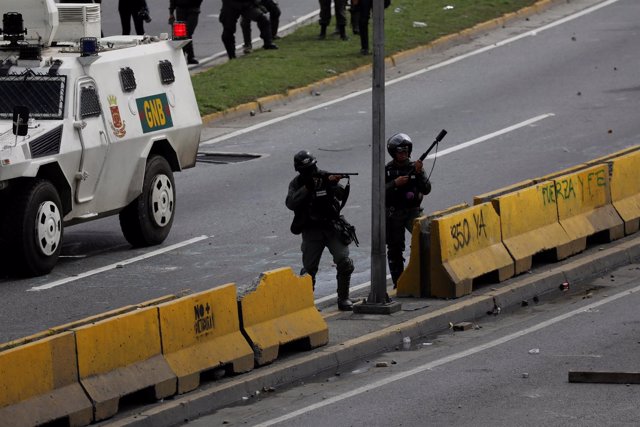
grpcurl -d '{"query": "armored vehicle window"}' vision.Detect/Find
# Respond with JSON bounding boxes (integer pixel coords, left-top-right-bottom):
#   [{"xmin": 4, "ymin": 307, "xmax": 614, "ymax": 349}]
[
  {"xmin": 0, "ymin": 74, "xmax": 66, "ymax": 119},
  {"xmin": 158, "ymin": 60, "xmax": 175, "ymax": 84},
  {"xmin": 80, "ymin": 86, "xmax": 101, "ymax": 118},
  {"xmin": 119, "ymin": 67, "xmax": 137, "ymax": 92}
]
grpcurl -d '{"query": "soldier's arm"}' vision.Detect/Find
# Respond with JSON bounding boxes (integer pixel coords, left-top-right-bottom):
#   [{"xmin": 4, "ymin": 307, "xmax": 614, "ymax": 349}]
[{"xmin": 286, "ymin": 177, "xmax": 311, "ymax": 211}]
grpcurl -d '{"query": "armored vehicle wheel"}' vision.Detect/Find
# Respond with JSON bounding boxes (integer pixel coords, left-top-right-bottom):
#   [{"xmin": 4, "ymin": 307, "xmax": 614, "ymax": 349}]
[
  {"xmin": 3, "ymin": 180, "xmax": 63, "ymax": 276},
  {"xmin": 119, "ymin": 155, "xmax": 175, "ymax": 247}
]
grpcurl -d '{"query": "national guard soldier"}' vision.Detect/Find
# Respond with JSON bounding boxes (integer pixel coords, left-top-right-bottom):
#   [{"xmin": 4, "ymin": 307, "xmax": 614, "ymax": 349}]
[
  {"xmin": 241, "ymin": 0, "xmax": 281, "ymax": 54},
  {"xmin": 219, "ymin": 0, "xmax": 279, "ymax": 59},
  {"xmin": 169, "ymin": 0, "xmax": 203, "ymax": 64},
  {"xmin": 286, "ymin": 151, "xmax": 356, "ymax": 311},
  {"xmin": 385, "ymin": 133, "xmax": 431, "ymax": 287}
]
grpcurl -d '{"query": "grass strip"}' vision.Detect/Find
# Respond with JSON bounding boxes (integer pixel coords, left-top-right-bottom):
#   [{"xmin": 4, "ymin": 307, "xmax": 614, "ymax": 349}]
[{"xmin": 193, "ymin": 0, "xmax": 538, "ymax": 116}]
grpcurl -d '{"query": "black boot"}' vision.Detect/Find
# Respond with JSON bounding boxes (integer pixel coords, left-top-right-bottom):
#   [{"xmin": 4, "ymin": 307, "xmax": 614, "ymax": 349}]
[
  {"xmin": 338, "ymin": 298, "xmax": 354, "ymax": 311},
  {"xmin": 336, "ymin": 270, "xmax": 353, "ymax": 311},
  {"xmin": 338, "ymin": 25, "xmax": 349, "ymax": 41},
  {"xmin": 318, "ymin": 24, "xmax": 327, "ymax": 40}
]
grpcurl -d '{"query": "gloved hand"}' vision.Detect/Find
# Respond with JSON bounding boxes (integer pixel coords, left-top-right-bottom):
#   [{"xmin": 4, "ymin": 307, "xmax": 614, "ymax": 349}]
[{"xmin": 301, "ymin": 173, "xmax": 315, "ymax": 191}]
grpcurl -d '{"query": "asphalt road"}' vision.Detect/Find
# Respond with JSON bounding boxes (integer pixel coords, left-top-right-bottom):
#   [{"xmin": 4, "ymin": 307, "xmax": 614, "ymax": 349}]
[
  {"xmin": 1, "ymin": 0, "xmax": 638, "ymax": 343},
  {"xmin": 189, "ymin": 263, "xmax": 640, "ymax": 426},
  {"xmin": 98, "ymin": 0, "xmax": 322, "ymax": 63}
]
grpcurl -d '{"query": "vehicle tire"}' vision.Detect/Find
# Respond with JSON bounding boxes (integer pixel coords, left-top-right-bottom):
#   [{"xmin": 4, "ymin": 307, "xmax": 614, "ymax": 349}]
[
  {"xmin": 119, "ymin": 155, "xmax": 175, "ymax": 247},
  {"xmin": 3, "ymin": 180, "xmax": 64, "ymax": 276}
]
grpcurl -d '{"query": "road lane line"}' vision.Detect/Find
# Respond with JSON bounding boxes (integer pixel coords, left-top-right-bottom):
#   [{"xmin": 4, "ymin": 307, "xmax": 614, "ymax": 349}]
[
  {"xmin": 28, "ymin": 235, "xmax": 210, "ymax": 292},
  {"xmin": 426, "ymin": 113, "xmax": 555, "ymax": 159},
  {"xmin": 200, "ymin": 0, "xmax": 619, "ymax": 147},
  {"xmin": 255, "ymin": 282, "xmax": 640, "ymax": 426}
]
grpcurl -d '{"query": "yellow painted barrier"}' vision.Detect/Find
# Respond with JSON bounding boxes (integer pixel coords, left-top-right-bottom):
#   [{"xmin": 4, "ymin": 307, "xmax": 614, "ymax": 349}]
[
  {"xmin": 490, "ymin": 180, "xmax": 581, "ymax": 274},
  {"xmin": 552, "ymin": 163, "xmax": 624, "ymax": 247},
  {"xmin": 0, "ymin": 332, "xmax": 92, "ymax": 427},
  {"xmin": 430, "ymin": 202, "xmax": 514, "ymax": 298},
  {"xmin": 473, "ymin": 180, "xmax": 535, "ymax": 205},
  {"xmin": 239, "ymin": 267, "xmax": 328, "ymax": 366},
  {"xmin": 609, "ymin": 150, "xmax": 640, "ymax": 234},
  {"xmin": 397, "ymin": 203, "xmax": 469, "ymax": 298},
  {"xmin": 585, "ymin": 145, "xmax": 640, "ymax": 166},
  {"xmin": 158, "ymin": 284, "xmax": 254, "ymax": 394},
  {"xmin": 396, "ymin": 215, "xmax": 427, "ymax": 297},
  {"xmin": 74, "ymin": 307, "xmax": 176, "ymax": 422}
]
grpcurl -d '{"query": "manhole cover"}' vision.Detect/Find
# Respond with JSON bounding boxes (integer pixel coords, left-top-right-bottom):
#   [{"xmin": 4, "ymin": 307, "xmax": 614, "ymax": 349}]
[{"xmin": 196, "ymin": 152, "xmax": 261, "ymax": 164}]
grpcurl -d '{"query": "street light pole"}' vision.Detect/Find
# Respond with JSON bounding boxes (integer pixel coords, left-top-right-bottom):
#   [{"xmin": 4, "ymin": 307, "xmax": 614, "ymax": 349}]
[{"xmin": 353, "ymin": 0, "xmax": 401, "ymax": 315}]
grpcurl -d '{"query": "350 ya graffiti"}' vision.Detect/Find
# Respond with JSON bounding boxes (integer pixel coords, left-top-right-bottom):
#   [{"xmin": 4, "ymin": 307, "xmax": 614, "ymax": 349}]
[{"xmin": 449, "ymin": 209, "xmax": 488, "ymax": 251}]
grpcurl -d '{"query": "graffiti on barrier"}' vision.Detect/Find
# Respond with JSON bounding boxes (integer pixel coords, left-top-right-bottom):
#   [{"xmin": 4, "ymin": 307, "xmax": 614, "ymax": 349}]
[
  {"xmin": 450, "ymin": 209, "xmax": 488, "ymax": 252},
  {"xmin": 540, "ymin": 169, "xmax": 606, "ymax": 206}
]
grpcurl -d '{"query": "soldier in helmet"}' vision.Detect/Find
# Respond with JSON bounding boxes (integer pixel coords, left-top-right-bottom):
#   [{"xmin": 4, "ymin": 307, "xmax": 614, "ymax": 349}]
[
  {"xmin": 385, "ymin": 133, "xmax": 431, "ymax": 288},
  {"xmin": 286, "ymin": 151, "xmax": 355, "ymax": 311}
]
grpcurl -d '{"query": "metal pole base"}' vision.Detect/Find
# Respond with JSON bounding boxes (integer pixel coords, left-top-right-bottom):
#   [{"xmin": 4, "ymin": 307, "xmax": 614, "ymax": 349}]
[{"xmin": 352, "ymin": 300, "xmax": 402, "ymax": 315}]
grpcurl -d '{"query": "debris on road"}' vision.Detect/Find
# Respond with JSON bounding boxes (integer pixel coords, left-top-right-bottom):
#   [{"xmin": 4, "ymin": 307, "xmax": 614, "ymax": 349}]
[{"xmin": 453, "ymin": 322, "xmax": 473, "ymax": 331}]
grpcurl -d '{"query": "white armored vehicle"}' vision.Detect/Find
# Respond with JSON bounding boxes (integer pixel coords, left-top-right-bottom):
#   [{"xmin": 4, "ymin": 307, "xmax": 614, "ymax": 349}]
[{"xmin": 0, "ymin": 0, "xmax": 202, "ymax": 276}]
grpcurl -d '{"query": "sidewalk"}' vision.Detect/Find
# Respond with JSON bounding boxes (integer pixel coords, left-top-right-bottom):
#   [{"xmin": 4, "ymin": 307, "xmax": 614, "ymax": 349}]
[{"xmin": 104, "ymin": 231, "xmax": 640, "ymax": 426}]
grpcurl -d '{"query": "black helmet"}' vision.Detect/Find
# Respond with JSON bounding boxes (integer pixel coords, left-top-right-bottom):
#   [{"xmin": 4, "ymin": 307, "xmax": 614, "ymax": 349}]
[
  {"xmin": 294, "ymin": 150, "xmax": 317, "ymax": 172},
  {"xmin": 386, "ymin": 133, "xmax": 413, "ymax": 157}
]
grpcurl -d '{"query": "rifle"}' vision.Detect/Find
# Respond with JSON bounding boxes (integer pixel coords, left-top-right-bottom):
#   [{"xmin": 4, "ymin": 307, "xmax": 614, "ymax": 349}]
[
  {"xmin": 322, "ymin": 172, "xmax": 359, "ymax": 178},
  {"xmin": 417, "ymin": 129, "xmax": 447, "ymax": 162},
  {"xmin": 406, "ymin": 129, "xmax": 448, "ymax": 184}
]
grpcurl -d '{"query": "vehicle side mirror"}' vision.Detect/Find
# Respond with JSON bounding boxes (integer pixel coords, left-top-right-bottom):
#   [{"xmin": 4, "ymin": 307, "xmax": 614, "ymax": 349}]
[{"xmin": 12, "ymin": 105, "xmax": 29, "ymax": 136}]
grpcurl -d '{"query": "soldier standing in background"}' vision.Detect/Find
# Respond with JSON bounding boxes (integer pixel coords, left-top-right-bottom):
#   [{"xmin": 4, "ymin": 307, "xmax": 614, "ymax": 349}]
[
  {"xmin": 118, "ymin": 0, "xmax": 148, "ymax": 35},
  {"xmin": 318, "ymin": 0, "xmax": 348, "ymax": 41},
  {"xmin": 357, "ymin": 0, "xmax": 390, "ymax": 55},
  {"xmin": 219, "ymin": 0, "xmax": 279, "ymax": 59},
  {"xmin": 240, "ymin": 0, "xmax": 281, "ymax": 54},
  {"xmin": 169, "ymin": 0, "xmax": 203, "ymax": 64}
]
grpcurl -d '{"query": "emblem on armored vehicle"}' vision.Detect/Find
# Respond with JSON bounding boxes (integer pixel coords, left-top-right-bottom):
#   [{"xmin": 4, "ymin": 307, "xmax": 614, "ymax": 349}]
[{"xmin": 108, "ymin": 95, "xmax": 126, "ymax": 138}]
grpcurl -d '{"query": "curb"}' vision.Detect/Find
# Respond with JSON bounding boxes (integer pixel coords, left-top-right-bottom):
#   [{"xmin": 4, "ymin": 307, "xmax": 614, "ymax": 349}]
[
  {"xmin": 200, "ymin": 0, "xmax": 567, "ymax": 126},
  {"xmin": 105, "ymin": 233, "xmax": 640, "ymax": 427}
]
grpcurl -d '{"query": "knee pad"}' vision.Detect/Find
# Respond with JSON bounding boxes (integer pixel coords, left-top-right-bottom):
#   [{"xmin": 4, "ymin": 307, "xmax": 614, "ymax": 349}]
[{"xmin": 336, "ymin": 258, "xmax": 354, "ymax": 275}]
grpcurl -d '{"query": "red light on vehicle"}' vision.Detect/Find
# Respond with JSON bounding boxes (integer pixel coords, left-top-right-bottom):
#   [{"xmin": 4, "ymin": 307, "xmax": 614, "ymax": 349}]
[{"xmin": 172, "ymin": 22, "xmax": 188, "ymax": 40}]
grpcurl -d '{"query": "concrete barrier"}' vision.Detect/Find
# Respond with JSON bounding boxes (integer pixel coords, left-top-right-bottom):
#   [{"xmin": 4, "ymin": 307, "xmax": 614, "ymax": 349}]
[
  {"xmin": 158, "ymin": 284, "xmax": 254, "ymax": 394},
  {"xmin": 552, "ymin": 163, "xmax": 624, "ymax": 249},
  {"xmin": 585, "ymin": 145, "xmax": 640, "ymax": 166},
  {"xmin": 609, "ymin": 151, "xmax": 640, "ymax": 235},
  {"xmin": 239, "ymin": 267, "xmax": 328, "ymax": 366},
  {"xmin": 396, "ymin": 215, "xmax": 427, "ymax": 298},
  {"xmin": 397, "ymin": 204, "xmax": 469, "ymax": 298},
  {"xmin": 73, "ymin": 307, "xmax": 176, "ymax": 422},
  {"xmin": 0, "ymin": 295, "xmax": 176, "ymax": 353},
  {"xmin": 430, "ymin": 202, "xmax": 514, "ymax": 298},
  {"xmin": 0, "ymin": 332, "xmax": 92, "ymax": 427},
  {"xmin": 489, "ymin": 180, "xmax": 581, "ymax": 274}
]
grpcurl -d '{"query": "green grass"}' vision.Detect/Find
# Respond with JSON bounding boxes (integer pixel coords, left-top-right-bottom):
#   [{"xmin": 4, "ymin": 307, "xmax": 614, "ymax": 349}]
[{"xmin": 192, "ymin": 0, "xmax": 538, "ymax": 116}]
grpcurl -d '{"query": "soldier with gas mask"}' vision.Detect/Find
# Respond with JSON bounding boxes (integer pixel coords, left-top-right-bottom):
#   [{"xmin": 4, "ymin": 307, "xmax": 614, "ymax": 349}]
[
  {"xmin": 286, "ymin": 151, "xmax": 355, "ymax": 311},
  {"xmin": 385, "ymin": 133, "xmax": 431, "ymax": 288}
]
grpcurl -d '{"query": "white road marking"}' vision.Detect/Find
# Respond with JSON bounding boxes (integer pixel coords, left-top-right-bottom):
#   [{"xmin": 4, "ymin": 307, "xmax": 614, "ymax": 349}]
[
  {"xmin": 425, "ymin": 113, "xmax": 555, "ymax": 160},
  {"xmin": 200, "ymin": 0, "xmax": 619, "ymax": 147},
  {"xmin": 255, "ymin": 282, "xmax": 640, "ymax": 426},
  {"xmin": 28, "ymin": 235, "xmax": 210, "ymax": 291}
]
